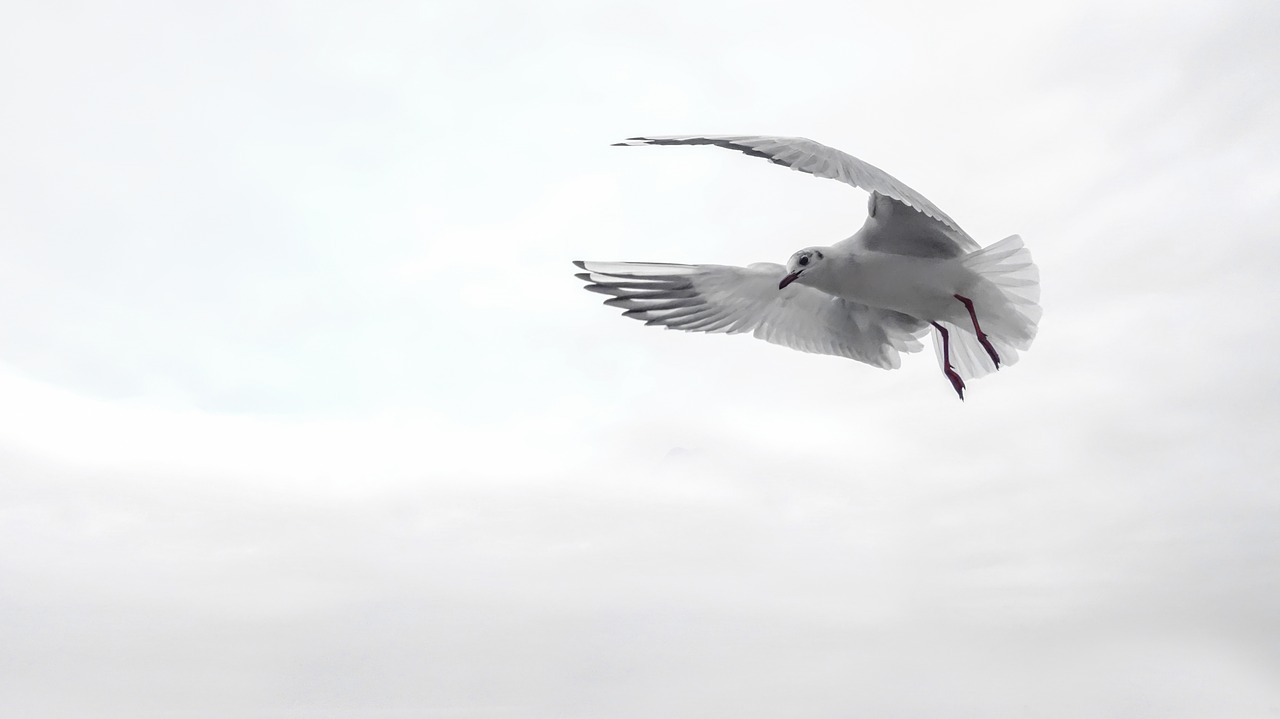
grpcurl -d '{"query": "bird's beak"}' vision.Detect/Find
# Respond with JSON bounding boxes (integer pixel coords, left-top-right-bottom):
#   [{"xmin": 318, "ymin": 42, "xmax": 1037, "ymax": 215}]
[{"xmin": 779, "ymin": 271, "xmax": 801, "ymax": 290}]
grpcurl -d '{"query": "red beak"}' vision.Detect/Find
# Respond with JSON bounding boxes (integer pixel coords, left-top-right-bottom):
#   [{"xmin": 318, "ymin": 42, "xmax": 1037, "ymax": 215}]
[{"xmin": 779, "ymin": 271, "xmax": 801, "ymax": 290}]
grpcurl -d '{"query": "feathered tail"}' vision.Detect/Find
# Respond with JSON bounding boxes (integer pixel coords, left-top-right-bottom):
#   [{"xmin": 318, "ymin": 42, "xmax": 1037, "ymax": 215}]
[{"xmin": 932, "ymin": 234, "xmax": 1042, "ymax": 380}]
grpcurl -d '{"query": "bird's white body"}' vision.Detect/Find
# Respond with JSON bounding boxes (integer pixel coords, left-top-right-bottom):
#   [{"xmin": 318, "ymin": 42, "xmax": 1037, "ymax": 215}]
[
  {"xmin": 575, "ymin": 135, "xmax": 1041, "ymax": 399},
  {"xmin": 802, "ymin": 248, "xmax": 967, "ymax": 320}
]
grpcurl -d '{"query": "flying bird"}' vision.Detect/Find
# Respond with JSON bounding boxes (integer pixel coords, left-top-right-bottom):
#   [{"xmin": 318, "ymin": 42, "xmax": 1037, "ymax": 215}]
[{"xmin": 574, "ymin": 135, "xmax": 1041, "ymax": 399}]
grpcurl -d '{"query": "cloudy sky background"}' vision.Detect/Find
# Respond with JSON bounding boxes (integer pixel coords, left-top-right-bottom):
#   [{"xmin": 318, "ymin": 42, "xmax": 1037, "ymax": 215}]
[{"xmin": 2, "ymin": 0, "xmax": 1278, "ymax": 716}]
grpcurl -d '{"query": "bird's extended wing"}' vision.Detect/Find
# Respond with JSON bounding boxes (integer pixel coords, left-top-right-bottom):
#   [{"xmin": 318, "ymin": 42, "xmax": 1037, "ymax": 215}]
[
  {"xmin": 574, "ymin": 260, "xmax": 927, "ymax": 369},
  {"xmin": 614, "ymin": 134, "xmax": 968, "ymax": 236}
]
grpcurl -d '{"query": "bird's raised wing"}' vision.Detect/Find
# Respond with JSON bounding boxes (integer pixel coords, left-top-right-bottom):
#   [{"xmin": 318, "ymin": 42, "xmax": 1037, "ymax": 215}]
[
  {"xmin": 614, "ymin": 134, "xmax": 968, "ymax": 236},
  {"xmin": 574, "ymin": 260, "xmax": 927, "ymax": 369}
]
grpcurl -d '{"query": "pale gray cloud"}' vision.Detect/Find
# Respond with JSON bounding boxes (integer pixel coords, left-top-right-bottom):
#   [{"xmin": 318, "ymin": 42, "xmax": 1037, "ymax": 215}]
[{"xmin": 1, "ymin": 0, "xmax": 1278, "ymax": 717}]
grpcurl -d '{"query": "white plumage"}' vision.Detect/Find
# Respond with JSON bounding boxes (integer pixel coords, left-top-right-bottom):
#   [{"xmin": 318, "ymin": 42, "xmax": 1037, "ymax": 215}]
[{"xmin": 576, "ymin": 135, "xmax": 1041, "ymax": 399}]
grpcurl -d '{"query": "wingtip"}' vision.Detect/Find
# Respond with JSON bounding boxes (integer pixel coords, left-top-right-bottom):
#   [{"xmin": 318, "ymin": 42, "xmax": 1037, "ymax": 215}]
[
  {"xmin": 611, "ymin": 137, "xmax": 649, "ymax": 146},
  {"xmin": 572, "ymin": 260, "xmax": 587, "ymax": 270}
]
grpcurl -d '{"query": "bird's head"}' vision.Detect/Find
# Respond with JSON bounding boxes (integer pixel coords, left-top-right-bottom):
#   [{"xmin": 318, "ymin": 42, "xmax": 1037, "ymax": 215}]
[{"xmin": 779, "ymin": 247, "xmax": 827, "ymax": 289}]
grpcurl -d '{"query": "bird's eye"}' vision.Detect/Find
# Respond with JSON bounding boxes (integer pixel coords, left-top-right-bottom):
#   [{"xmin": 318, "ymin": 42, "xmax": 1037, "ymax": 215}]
[{"xmin": 798, "ymin": 256, "xmax": 809, "ymax": 266}]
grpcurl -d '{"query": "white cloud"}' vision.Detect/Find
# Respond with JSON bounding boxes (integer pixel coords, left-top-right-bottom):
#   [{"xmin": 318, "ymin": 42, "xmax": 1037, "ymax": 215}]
[{"xmin": 1, "ymin": 0, "xmax": 1278, "ymax": 716}]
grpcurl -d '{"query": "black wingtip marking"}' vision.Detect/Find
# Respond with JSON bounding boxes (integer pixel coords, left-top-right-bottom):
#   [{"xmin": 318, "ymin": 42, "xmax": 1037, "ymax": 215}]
[
  {"xmin": 623, "ymin": 136, "xmax": 786, "ymax": 167},
  {"xmin": 572, "ymin": 260, "xmax": 587, "ymax": 270}
]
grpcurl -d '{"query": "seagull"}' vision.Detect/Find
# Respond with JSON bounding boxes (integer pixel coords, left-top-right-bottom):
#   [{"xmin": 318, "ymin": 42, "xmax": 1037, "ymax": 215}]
[{"xmin": 574, "ymin": 135, "xmax": 1041, "ymax": 399}]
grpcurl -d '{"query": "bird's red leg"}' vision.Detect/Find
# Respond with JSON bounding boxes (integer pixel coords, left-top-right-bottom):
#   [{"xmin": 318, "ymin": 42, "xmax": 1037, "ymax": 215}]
[
  {"xmin": 931, "ymin": 321, "xmax": 965, "ymax": 400},
  {"xmin": 954, "ymin": 294, "xmax": 1001, "ymax": 369}
]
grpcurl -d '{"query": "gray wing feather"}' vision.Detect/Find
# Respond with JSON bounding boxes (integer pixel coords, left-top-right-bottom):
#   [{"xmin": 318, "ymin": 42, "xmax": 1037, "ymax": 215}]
[
  {"xmin": 614, "ymin": 134, "xmax": 983, "ymax": 257},
  {"xmin": 614, "ymin": 135, "xmax": 968, "ymax": 236},
  {"xmin": 574, "ymin": 260, "xmax": 927, "ymax": 369}
]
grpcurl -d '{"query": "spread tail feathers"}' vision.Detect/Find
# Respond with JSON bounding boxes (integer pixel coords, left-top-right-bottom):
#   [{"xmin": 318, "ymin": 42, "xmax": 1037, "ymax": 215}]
[{"xmin": 933, "ymin": 234, "xmax": 1042, "ymax": 380}]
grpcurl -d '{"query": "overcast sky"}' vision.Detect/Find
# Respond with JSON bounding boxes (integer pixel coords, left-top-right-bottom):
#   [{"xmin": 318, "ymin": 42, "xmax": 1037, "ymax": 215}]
[{"xmin": 2, "ymin": 0, "xmax": 1279, "ymax": 717}]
